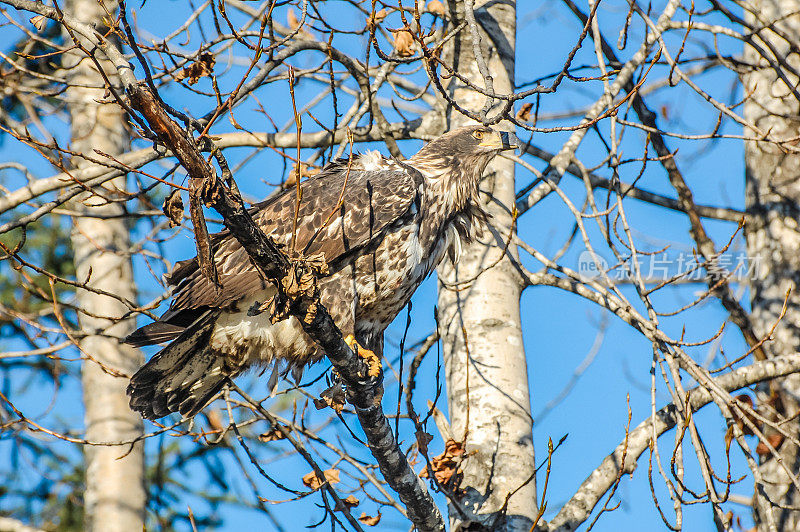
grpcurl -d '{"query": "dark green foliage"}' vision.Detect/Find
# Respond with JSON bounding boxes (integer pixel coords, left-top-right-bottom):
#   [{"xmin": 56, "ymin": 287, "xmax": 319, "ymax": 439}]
[{"xmin": 0, "ymin": 216, "xmax": 75, "ymax": 336}]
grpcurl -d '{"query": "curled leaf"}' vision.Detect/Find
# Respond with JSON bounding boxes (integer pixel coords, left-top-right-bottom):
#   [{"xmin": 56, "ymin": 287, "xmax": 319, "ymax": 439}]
[
  {"xmin": 344, "ymin": 495, "xmax": 359, "ymax": 508},
  {"xmin": 732, "ymin": 394, "xmax": 758, "ymax": 435},
  {"xmin": 304, "ymin": 252, "xmax": 329, "ymax": 276},
  {"xmin": 393, "ymin": 30, "xmax": 415, "ymax": 57},
  {"xmin": 419, "ymin": 438, "xmax": 465, "ymax": 486},
  {"xmin": 367, "ymin": 8, "xmax": 388, "ymax": 28},
  {"xmin": 756, "ymin": 433, "xmax": 785, "ymax": 456},
  {"xmin": 175, "ymin": 52, "xmax": 215, "ymax": 85},
  {"xmin": 259, "ymin": 425, "xmax": 292, "ymax": 442},
  {"xmin": 162, "ymin": 188, "xmax": 184, "ymax": 228},
  {"xmin": 206, "ymin": 410, "xmax": 224, "ymax": 432},
  {"xmin": 282, "ymin": 263, "xmax": 316, "ymax": 299},
  {"xmin": 283, "ymin": 163, "xmax": 320, "ymax": 189},
  {"xmin": 426, "ymin": 0, "xmax": 446, "ymax": 16},
  {"xmin": 30, "ymin": 15, "xmax": 48, "ymax": 31},
  {"xmin": 516, "ymin": 102, "xmax": 533, "ymax": 122},
  {"xmin": 359, "ymin": 512, "xmax": 382, "ymax": 526},
  {"xmin": 415, "ymin": 429, "xmax": 434, "ymax": 456},
  {"xmin": 314, "ymin": 382, "xmax": 346, "ymax": 414},
  {"xmin": 302, "ymin": 468, "xmax": 340, "ymax": 490}
]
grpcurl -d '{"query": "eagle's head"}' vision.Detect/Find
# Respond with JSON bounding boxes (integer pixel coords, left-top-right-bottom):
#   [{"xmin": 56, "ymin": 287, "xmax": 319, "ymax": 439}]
[
  {"xmin": 411, "ymin": 125, "xmax": 517, "ymax": 176},
  {"xmin": 409, "ymin": 125, "xmax": 517, "ymax": 260},
  {"xmin": 413, "ymin": 124, "xmax": 515, "ymax": 200},
  {"xmin": 410, "ymin": 125, "xmax": 517, "ymax": 207}
]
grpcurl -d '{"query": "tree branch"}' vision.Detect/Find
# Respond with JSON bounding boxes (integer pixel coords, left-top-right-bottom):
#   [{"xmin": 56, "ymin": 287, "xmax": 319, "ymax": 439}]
[
  {"xmin": 0, "ymin": 517, "xmax": 47, "ymax": 532},
  {"xmin": 542, "ymin": 353, "xmax": 800, "ymax": 532},
  {"xmin": 127, "ymin": 82, "xmax": 445, "ymax": 532},
  {"xmin": 0, "ymin": 119, "xmax": 438, "ymax": 217},
  {"xmin": 0, "ymin": 1, "xmax": 446, "ymax": 528},
  {"xmin": 517, "ymin": 143, "xmax": 744, "ymax": 222}
]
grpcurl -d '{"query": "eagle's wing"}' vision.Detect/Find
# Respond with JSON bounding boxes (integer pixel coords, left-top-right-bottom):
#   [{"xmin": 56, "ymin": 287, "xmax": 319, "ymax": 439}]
[{"xmin": 125, "ymin": 158, "xmax": 420, "ymax": 346}]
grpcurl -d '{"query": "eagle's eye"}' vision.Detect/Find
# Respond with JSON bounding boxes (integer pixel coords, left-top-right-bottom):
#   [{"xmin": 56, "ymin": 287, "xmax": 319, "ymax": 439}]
[{"xmin": 472, "ymin": 130, "xmax": 485, "ymax": 140}]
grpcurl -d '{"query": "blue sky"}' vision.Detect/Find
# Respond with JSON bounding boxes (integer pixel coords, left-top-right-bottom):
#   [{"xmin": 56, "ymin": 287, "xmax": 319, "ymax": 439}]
[{"xmin": 0, "ymin": 0, "xmax": 757, "ymax": 530}]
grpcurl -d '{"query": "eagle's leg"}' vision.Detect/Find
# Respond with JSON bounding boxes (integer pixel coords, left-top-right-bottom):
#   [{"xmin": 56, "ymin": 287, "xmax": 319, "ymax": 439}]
[{"xmin": 344, "ymin": 334, "xmax": 382, "ymax": 378}]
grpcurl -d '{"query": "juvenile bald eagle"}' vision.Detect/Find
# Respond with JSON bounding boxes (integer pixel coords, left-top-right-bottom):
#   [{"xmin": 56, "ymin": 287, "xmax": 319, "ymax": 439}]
[{"xmin": 126, "ymin": 125, "xmax": 516, "ymax": 419}]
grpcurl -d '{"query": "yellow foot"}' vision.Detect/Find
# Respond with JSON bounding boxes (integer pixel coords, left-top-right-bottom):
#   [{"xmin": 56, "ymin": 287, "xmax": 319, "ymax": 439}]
[{"xmin": 344, "ymin": 334, "xmax": 382, "ymax": 378}]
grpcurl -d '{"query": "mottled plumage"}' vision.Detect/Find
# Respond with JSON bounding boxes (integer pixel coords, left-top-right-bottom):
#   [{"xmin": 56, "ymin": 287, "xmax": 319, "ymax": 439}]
[{"xmin": 126, "ymin": 125, "xmax": 516, "ymax": 419}]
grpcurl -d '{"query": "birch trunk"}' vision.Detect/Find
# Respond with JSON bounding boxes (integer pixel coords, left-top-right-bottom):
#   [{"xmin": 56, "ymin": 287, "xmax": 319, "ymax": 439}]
[
  {"xmin": 742, "ymin": 2, "xmax": 800, "ymax": 529},
  {"xmin": 436, "ymin": 2, "xmax": 536, "ymax": 530},
  {"xmin": 63, "ymin": 0, "xmax": 145, "ymax": 529}
]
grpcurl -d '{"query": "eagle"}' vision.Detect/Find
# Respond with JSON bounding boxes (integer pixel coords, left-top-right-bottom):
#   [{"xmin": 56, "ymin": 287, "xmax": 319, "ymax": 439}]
[{"xmin": 126, "ymin": 125, "xmax": 516, "ymax": 420}]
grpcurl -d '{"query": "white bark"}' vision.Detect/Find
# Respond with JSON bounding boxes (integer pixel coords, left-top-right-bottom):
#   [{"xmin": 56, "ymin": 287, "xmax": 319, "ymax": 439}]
[
  {"xmin": 0, "ymin": 517, "xmax": 46, "ymax": 532},
  {"xmin": 63, "ymin": 0, "xmax": 145, "ymax": 529},
  {"xmin": 544, "ymin": 354, "xmax": 800, "ymax": 532},
  {"xmin": 437, "ymin": 2, "xmax": 537, "ymax": 530},
  {"xmin": 742, "ymin": 1, "xmax": 800, "ymax": 529}
]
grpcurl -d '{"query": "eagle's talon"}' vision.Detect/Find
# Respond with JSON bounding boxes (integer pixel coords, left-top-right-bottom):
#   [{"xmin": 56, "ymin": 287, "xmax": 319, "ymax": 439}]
[{"xmin": 344, "ymin": 334, "xmax": 382, "ymax": 378}]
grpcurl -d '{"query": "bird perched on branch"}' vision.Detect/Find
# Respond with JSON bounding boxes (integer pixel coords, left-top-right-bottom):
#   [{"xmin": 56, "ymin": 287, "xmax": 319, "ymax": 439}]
[{"xmin": 125, "ymin": 125, "xmax": 517, "ymax": 420}]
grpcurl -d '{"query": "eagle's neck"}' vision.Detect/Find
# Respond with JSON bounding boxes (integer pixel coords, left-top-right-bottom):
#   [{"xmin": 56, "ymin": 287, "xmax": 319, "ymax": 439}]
[
  {"xmin": 408, "ymin": 154, "xmax": 491, "ymax": 264},
  {"xmin": 408, "ymin": 154, "xmax": 487, "ymax": 215}
]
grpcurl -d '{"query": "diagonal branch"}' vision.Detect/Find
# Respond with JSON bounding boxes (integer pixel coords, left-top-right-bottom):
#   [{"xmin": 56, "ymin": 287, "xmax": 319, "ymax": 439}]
[
  {"xmin": 560, "ymin": 0, "xmax": 764, "ymax": 359},
  {"xmin": 127, "ymin": 82, "xmax": 445, "ymax": 532},
  {"xmin": 515, "ymin": 0, "xmax": 681, "ymax": 214},
  {"xmin": 517, "ymin": 144, "xmax": 744, "ymax": 222},
  {"xmin": 0, "ymin": 1, "xmax": 446, "ymax": 529},
  {"xmin": 542, "ymin": 353, "xmax": 800, "ymax": 532}
]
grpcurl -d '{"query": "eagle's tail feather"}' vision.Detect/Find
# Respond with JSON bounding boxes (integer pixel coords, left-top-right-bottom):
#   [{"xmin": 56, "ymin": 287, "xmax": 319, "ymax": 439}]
[
  {"xmin": 127, "ymin": 310, "xmax": 227, "ymax": 420},
  {"xmin": 123, "ymin": 321, "xmax": 185, "ymax": 347}
]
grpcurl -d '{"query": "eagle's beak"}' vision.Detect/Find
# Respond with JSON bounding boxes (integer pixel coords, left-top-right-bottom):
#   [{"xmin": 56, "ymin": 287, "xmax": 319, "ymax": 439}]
[{"xmin": 479, "ymin": 130, "xmax": 518, "ymax": 152}]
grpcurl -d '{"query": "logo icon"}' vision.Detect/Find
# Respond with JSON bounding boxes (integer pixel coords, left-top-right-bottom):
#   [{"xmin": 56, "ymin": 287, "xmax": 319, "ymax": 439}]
[{"xmin": 577, "ymin": 250, "xmax": 608, "ymax": 280}]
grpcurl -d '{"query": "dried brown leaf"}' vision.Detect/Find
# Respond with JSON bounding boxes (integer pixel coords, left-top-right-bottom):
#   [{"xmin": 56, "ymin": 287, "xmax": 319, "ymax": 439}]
[
  {"xmin": 358, "ymin": 512, "xmax": 382, "ymax": 526},
  {"xmin": 259, "ymin": 425, "xmax": 292, "ymax": 442},
  {"xmin": 314, "ymin": 382, "xmax": 346, "ymax": 414},
  {"xmin": 283, "ymin": 163, "xmax": 320, "ymax": 189},
  {"xmin": 756, "ymin": 433, "xmax": 785, "ymax": 456},
  {"xmin": 30, "ymin": 15, "xmax": 48, "ymax": 31},
  {"xmin": 282, "ymin": 263, "xmax": 319, "ymax": 301},
  {"xmin": 416, "ymin": 430, "xmax": 434, "ymax": 456},
  {"xmin": 175, "ymin": 52, "xmax": 216, "ymax": 85},
  {"xmin": 733, "ymin": 394, "xmax": 758, "ymax": 435},
  {"xmin": 426, "ymin": 0, "xmax": 446, "ymax": 16},
  {"xmin": 262, "ymin": 293, "xmax": 290, "ymax": 323},
  {"xmin": 342, "ymin": 495, "xmax": 359, "ymax": 508},
  {"xmin": 420, "ymin": 438, "xmax": 465, "ymax": 486},
  {"xmin": 516, "ymin": 102, "xmax": 533, "ymax": 122},
  {"xmin": 302, "ymin": 468, "xmax": 340, "ymax": 490},
  {"xmin": 393, "ymin": 30, "xmax": 415, "ymax": 57},
  {"xmin": 162, "ymin": 188, "xmax": 184, "ymax": 228},
  {"xmin": 444, "ymin": 438, "xmax": 465, "ymax": 457},
  {"xmin": 367, "ymin": 8, "xmax": 388, "ymax": 28},
  {"xmin": 304, "ymin": 252, "xmax": 329, "ymax": 276},
  {"xmin": 724, "ymin": 425, "xmax": 734, "ymax": 451},
  {"xmin": 287, "ymin": 8, "xmax": 300, "ymax": 29},
  {"xmin": 206, "ymin": 410, "xmax": 224, "ymax": 432}
]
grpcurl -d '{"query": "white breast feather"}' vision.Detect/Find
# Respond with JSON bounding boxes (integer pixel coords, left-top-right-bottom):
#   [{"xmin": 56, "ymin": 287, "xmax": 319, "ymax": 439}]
[
  {"xmin": 210, "ymin": 304, "xmax": 316, "ymax": 366},
  {"xmin": 444, "ymin": 222, "xmax": 462, "ymax": 264}
]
